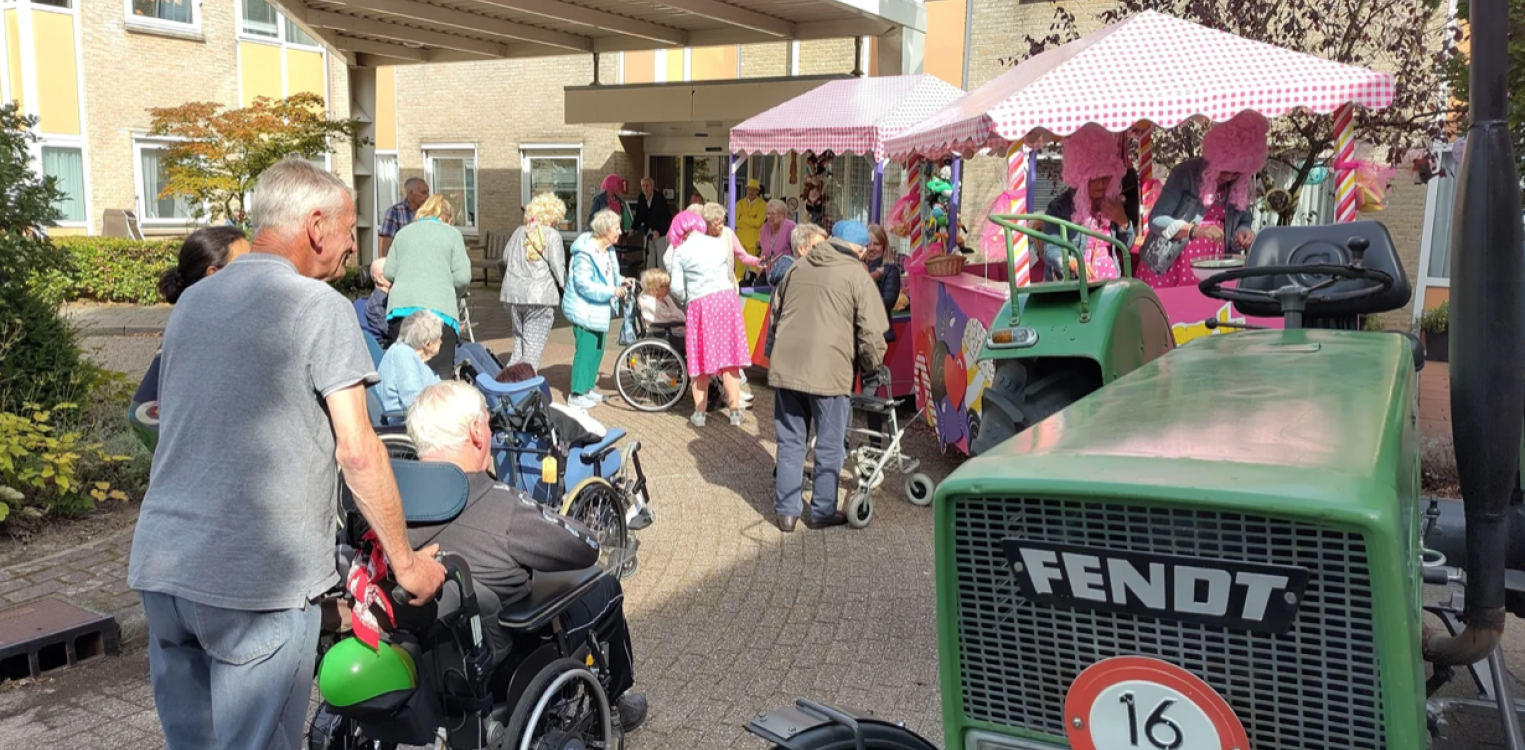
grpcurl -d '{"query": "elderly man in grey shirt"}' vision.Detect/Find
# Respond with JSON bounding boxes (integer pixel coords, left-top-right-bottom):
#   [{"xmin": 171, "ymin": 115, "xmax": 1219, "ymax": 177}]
[{"xmin": 128, "ymin": 157, "xmax": 445, "ymax": 750}]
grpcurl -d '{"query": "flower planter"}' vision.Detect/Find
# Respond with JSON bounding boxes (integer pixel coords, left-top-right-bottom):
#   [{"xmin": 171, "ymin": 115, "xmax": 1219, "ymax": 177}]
[{"xmin": 1424, "ymin": 330, "xmax": 1449, "ymax": 362}]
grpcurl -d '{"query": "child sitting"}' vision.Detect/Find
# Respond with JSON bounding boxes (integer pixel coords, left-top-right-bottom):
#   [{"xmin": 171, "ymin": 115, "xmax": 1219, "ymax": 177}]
[{"xmin": 638, "ymin": 268, "xmax": 686, "ymax": 328}]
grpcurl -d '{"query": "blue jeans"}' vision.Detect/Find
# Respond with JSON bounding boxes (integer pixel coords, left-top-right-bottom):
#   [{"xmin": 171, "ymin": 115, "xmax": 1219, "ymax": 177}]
[
  {"xmin": 774, "ymin": 389, "xmax": 849, "ymax": 520},
  {"xmin": 141, "ymin": 592, "xmax": 322, "ymax": 750}
]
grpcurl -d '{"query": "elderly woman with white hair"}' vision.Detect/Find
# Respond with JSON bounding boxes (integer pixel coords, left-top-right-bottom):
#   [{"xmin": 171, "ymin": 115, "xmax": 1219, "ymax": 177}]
[
  {"xmin": 757, "ymin": 199, "xmax": 796, "ymax": 272},
  {"xmin": 500, "ymin": 192, "xmax": 569, "ymax": 370},
  {"xmin": 562, "ymin": 209, "xmax": 632, "ymax": 410},
  {"xmin": 376, "ymin": 310, "xmax": 444, "ymax": 413}
]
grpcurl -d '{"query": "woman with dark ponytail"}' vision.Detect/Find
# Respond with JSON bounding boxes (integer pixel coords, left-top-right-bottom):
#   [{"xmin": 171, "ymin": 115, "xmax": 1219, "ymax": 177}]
[{"xmin": 130, "ymin": 226, "xmax": 250, "ymax": 450}]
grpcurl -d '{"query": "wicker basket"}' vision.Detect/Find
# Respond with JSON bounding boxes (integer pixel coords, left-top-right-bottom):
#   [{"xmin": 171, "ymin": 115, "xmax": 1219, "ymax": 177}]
[{"xmin": 925, "ymin": 253, "xmax": 967, "ymax": 277}]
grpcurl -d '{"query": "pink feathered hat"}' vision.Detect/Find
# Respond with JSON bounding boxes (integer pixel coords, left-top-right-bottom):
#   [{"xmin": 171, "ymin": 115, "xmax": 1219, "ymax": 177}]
[
  {"xmin": 1061, "ymin": 123, "xmax": 1127, "ymax": 224},
  {"xmin": 601, "ymin": 173, "xmax": 623, "ymax": 193},
  {"xmin": 1201, "ymin": 111, "xmax": 1270, "ymax": 210},
  {"xmin": 667, "ymin": 210, "xmax": 708, "ymax": 248}
]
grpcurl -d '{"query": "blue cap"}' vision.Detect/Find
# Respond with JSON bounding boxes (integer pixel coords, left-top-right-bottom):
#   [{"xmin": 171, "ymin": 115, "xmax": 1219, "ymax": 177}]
[{"xmin": 831, "ymin": 220, "xmax": 870, "ymax": 246}]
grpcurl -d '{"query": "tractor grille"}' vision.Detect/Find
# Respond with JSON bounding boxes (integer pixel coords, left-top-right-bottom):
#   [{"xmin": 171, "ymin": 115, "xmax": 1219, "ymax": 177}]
[{"xmin": 953, "ymin": 497, "xmax": 1384, "ymax": 750}]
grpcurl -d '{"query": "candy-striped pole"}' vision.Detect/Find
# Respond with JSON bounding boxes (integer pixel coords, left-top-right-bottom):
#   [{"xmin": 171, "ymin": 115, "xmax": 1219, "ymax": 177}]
[
  {"xmin": 1138, "ymin": 127, "xmax": 1157, "ymax": 221},
  {"xmin": 906, "ymin": 153, "xmax": 926, "ymax": 260},
  {"xmin": 1006, "ymin": 141, "xmax": 1031, "ymax": 287},
  {"xmin": 1334, "ymin": 103, "xmax": 1357, "ymax": 222}
]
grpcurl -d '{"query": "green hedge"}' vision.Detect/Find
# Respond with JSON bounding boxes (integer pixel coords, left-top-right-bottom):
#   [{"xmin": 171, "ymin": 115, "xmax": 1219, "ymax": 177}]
[
  {"xmin": 32, "ymin": 237, "xmax": 178, "ymax": 305},
  {"xmin": 32, "ymin": 236, "xmax": 371, "ymax": 304}
]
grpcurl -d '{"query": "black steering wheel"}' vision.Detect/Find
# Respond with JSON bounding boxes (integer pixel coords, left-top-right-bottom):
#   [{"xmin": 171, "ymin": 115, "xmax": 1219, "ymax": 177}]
[{"xmin": 1197, "ymin": 245, "xmax": 1394, "ymax": 329}]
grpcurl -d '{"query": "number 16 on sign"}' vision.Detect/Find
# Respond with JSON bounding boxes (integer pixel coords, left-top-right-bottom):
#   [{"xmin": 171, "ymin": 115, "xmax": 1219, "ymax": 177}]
[{"xmin": 1064, "ymin": 657, "xmax": 1249, "ymax": 750}]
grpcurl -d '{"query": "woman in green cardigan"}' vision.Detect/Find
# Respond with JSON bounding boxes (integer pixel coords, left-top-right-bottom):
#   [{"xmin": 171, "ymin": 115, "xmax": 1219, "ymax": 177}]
[{"xmin": 384, "ymin": 194, "xmax": 472, "ymax": 377}]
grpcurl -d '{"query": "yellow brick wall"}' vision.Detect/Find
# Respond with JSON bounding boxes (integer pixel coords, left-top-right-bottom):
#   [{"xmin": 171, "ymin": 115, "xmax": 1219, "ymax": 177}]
[
  {"xmin": 798, "ymin": 39, "xmax": 856, "ymax": 75},
  {"xmin": 740, "ymin": 42, "xmax": 788, "ymax": 78}
]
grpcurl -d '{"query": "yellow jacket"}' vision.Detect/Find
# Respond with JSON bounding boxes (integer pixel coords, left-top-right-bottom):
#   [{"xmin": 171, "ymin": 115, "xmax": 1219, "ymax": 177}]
[{"xmin": 735, "ymin": 196, "xmax": 767, "ymax": 274}]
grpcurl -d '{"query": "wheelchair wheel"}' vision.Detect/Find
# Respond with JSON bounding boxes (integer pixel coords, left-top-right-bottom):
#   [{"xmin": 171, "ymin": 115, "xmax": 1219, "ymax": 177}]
[
  {"xmin": 562, "ymin": 478, "xmax": 634, "ymax": 578},
  {"xmin": 503, "ymin": 657, "xmax": 616, "ymax": 750},
  {"xmin": 378, "ymin": 432, "xmax": 418, "ymax": 461},
  {"xmin": 615, "ymin": 339, "xmax": 688, "ymax": 412}
]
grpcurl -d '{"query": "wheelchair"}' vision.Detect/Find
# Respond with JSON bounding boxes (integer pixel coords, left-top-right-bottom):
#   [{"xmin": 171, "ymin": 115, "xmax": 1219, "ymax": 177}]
[
  {"xmin": 310, "ymin": 459, "xmax": 627, "ymax": 750},
  {"xmin": 613, "ymin": 284, "xmax": 726, "ymax": 413},
  {"xmin": 476, "ymin": 373, "xmax": 648, "ymax": 579}
]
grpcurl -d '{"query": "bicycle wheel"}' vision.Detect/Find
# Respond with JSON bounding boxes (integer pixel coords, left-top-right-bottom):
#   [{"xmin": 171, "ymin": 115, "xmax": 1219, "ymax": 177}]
[
  {"xmin": 615, "ymin": 339, "xmax": 688, "ymax": 412},
  {"xmin": 562, "ymin": 478, "xmax": 633, "ymax": 575}
]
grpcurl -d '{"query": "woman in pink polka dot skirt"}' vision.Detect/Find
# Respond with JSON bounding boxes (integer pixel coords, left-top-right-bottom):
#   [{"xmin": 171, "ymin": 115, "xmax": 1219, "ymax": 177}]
[
  {"xmin": 665, "ymin": 210, "xmax": 751, "ymax": 427},
  {"xmin": 1138, "ymin": 111, "xmax": 1269, "ymax": 288}
]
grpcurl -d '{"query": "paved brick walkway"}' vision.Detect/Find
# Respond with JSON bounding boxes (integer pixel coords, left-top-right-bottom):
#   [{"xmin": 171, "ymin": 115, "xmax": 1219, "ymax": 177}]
[{"xmin": 1, "ymin": 296, "xmax": 956, "ymax": 749}]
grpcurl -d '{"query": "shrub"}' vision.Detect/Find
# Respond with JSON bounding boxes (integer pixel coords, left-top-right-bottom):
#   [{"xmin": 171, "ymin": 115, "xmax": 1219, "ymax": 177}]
[
  {"xmin": 0, "ymin": 403, "xmax": 133, "ymax": 524},
  {"xmin": 33, "ymin": 237, "xmax": 178, "ymax": 305},
  {"xmin": 1420, "ymin": 300, "xmax": 1449, "ymax": 334},
  {"xmin": 0, "ymin": 255, "xmax": 103, "ymax": 414}
]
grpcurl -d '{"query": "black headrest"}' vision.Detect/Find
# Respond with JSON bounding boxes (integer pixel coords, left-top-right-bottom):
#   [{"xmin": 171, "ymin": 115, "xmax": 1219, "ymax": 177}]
[
  {"xmin": 392, "ymin": 458, "xmax": 470, "ymax": 525},
  {"xmin": 1232, "ymin": 220, "xmax": 1411, "ymax": 318}
]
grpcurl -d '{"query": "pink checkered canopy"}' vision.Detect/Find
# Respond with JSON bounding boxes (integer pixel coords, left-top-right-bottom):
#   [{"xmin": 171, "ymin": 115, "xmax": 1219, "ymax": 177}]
[
  {"xmin": 882, "ymin": 10, "xmax": 1395, "ymax": 161},
  {"xmin": 730, "ymin": 74, "xmax": 968, "ymax": 162}
]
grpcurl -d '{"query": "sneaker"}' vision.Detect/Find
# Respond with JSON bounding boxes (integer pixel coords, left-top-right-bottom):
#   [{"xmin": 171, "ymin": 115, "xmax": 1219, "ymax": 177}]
[
  {"xmin": 568, "ymin": 394, "xmax": 599, "ymax": 410},
  {"xmin": 729, "ymin": 410, "xmax": 745, "ymax": 426},
  {"xmin": 617, "ymin": 693, "xmax": 649, "ymax": 732},
  {"xmin": 587, "ymin": 391, "xmax": 608, "ymax": 403},
  {"xmin": 690, "ymin": 412, "xmax": 707, "ymax": 427},
  {"xmin": 741, "ymin": 389, "xmax": 755, "ymax": 403},
  {"xmin": 627, "ymin": 505, "xmax": 654, "ymax": 531}
]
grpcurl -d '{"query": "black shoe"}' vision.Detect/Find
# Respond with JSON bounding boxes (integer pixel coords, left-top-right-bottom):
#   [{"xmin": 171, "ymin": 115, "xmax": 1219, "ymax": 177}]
[
  {"xmin": 776, "ymin": 515, "xmax": 798, "ymax": 533},
  {"xmin": 805, "ymin": 511, "xmax": 849, "ymax": 529},
  {"xmin": 617, "ymin": 693, "xmax": 648, "ymax": 732}
]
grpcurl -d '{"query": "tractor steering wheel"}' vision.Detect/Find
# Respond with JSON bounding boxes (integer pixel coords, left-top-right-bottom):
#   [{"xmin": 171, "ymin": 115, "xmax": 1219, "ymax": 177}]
[{"xmin": 1198, "ymin": 261, "xmax": 1394, "ymax": 330}]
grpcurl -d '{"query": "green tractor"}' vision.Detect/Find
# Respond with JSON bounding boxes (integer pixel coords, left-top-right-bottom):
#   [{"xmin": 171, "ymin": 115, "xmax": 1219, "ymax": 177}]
[
  {"xmin": 743, "ymin": 0, "xmax": 1525, "ymax": 747},
  {"xmin": 967, "ymin": 216, "xmax": 1175, "ymax": 456}
]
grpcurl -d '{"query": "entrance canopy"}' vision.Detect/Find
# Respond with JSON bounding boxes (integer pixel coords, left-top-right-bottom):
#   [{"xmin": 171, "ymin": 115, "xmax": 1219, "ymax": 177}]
[
  {"xmin": 730, "ymin": 74, "xmax": 967, "ymax": 162},
  {"xmin": 883, "ymin": 10, "xmax": 1395, "ymax": 161},
  {"xmin": 273, "ymin": 0, "xmax": 924, "ymax": 66}
]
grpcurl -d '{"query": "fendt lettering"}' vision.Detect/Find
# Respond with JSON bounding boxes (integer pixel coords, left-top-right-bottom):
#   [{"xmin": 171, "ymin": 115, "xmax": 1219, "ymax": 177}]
[{"xmin": 1000, "ymin": 539, "xmax": 1310, "ymax": 634}]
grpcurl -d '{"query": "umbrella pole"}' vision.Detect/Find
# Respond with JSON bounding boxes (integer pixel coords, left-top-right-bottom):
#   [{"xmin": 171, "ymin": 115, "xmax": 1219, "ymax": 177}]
[
  {"xmin": 1138, "ymin": 126, "xmax": 1157, "ymax": 226},
  {"xmin": 871, "ymin": 160, "xmax": 885, "ymax": 224},
  {"xmin": 948, "ymin": 157, "xmax": 962, "ymax": 253},
  {"xmin": 728, "ymin": 152, "xmax": 739, "ymax": 229},
  {"xmin": 1334, "ymin": 103, "xmax": 1357, "ymax": 223}
]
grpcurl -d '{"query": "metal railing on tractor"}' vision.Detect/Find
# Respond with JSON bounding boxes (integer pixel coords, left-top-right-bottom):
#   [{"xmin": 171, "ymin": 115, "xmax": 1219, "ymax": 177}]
[{"xmin": 986, "ymin": 213, "xmax": 1133, "ymax": 326}]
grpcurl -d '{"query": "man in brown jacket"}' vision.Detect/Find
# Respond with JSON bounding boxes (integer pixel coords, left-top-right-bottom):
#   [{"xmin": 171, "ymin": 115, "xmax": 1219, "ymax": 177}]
[{"xmin": 767, "ymin": 220, "xmax": 889, "ymax": 532}]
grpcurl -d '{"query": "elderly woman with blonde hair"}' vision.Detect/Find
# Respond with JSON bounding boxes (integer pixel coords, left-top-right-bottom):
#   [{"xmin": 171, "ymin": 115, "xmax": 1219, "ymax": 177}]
[
  {"xmin": 385, "ymin": 194, "xmax": 472, "ymax": 377},
  {"xmin": 562, "ymin": 209, "xmax": 632, "ymax": 410},
  {"xmin": 500, "ymin": 192, "xmax": 569, "ymax": 370}
]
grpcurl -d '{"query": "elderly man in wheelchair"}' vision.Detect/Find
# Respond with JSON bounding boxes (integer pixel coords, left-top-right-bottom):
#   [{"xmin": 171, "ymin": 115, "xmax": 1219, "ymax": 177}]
[{"xmin": 311, "ymin": 381, "xmax": 647, "ymax": 750}]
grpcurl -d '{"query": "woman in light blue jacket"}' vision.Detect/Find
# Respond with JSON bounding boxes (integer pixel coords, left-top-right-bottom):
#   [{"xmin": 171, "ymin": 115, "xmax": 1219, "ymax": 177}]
[{"xmin": 562, "ymin": 209, "xmax": 630, "ymax": 409}]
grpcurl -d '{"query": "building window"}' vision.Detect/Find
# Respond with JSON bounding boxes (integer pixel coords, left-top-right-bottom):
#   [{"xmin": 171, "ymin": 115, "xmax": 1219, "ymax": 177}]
[
  {"xmin": 135, "ymin": 141, "xmax": 196, "ymax": 222},
  {"xmin": 241, "ymin": 0, "xmax": 321, "ymax": 47},
  {"xmin": 521, "ymin": 147, "xmax": 582, "ymax": 232},
  {"xmin": 425, "ymin": 147, "xmax": 477, "ymax": 231},
  {"xmin": 374, "ymin": 153, "xmax": 400, "ymax": 213},
  {"xmin": 1424, "ymin": 151, "xmax": 1459, "ymax": 281},
  {"xmin": 129, "ymin": 0, "xmax": 195, "ymax": 27},
  {"xmin": 35, "ymin": 0, "xmax": 74, "ymax": 8},
  {"xmin": 241, "ymin": 0, "xmax": 278, "ymax": 37},
  {"xmin": 42, "ymin": 146, "xmax": 85, "ymax": 223}
]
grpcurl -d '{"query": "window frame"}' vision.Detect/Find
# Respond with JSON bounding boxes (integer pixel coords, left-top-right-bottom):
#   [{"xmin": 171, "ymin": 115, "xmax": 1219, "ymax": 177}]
[
  {"xmin": 40, "ymin": 137, "xmax": 88, "ymax": 228},
  {"xmin": 520, "ymin": 144, "xmax": 584, "ymax": 235},
  {"xmin": 124, "ymin": 0, "xmax": 201, "ymax": 36},
  {"xmin": 132, "ymin": 137, "xmax": 205, "ymax": 227},
  {"xmin": 238, "ymin": 0, "xmax": 323, "ymax": 50},
  {"xmin": 422, "ymin": 143, "xmax": 480, "ymax": 236}
]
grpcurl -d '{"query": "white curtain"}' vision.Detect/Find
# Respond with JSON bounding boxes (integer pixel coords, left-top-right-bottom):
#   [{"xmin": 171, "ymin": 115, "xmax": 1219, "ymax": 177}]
[
  {"xmin": 42, "ymin": 147, "xmax": 85, "ymax": 222},
  {"xmin": 141, "ymin": 149, "xmax": 191, "ymax": 220},
  {"xmin": 375, "ymin": 154, "xmax": 399, "ymax": 214}
]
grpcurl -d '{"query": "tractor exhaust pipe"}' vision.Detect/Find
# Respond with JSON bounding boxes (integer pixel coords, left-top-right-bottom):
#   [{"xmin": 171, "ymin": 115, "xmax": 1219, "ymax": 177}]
[{"xmin": 1422, "ymin": 0, "xmax": 1525, "ymax": 667}]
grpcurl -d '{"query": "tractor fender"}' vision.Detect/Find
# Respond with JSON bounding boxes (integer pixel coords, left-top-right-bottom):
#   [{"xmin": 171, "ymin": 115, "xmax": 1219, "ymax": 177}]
[{"xmin": 746, "ymin": 700, "xmax": 938, "ymax": 750}]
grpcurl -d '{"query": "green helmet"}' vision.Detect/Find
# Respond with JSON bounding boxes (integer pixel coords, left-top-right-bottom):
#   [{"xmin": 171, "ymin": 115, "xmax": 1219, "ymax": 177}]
[{"xmin": 317, "ymin": 637, "xmax": 418, "ymax": 707}]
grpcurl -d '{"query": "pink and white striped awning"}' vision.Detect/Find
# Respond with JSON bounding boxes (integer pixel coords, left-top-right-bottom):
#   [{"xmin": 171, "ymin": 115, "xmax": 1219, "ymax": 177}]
[
  {"xmin": 730, "ymin": 74, "xmax": 968, "ymax": 163},
  {"xmin": 883, "ymin": 10, "xmax": 1395, "ymax": 161}
]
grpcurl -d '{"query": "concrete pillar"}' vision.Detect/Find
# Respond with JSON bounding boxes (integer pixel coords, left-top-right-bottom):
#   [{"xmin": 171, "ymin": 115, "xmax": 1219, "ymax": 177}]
[
  {"xmin": 349, "ymin": 64, "xmax": 379, "ymax": 264},
  {"xmin": 876, "ymin": 26, "xmax": 925, "ymax": 77}
]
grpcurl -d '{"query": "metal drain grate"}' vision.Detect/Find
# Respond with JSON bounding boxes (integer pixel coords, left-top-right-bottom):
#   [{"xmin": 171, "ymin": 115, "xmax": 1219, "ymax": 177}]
[{"xmin": 0, "ymin": 598, "xmax": 119, "ymax": 682}]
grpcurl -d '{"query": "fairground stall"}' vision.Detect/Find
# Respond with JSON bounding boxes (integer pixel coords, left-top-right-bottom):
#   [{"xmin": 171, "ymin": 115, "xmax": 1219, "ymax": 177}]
[
  {"xmin": 726, "ymin": 74, "xmax": 967, "ymax": 397},
  {"xmin": 880, "ymin": 10, "xmax": 1395, "ymax": 453}
]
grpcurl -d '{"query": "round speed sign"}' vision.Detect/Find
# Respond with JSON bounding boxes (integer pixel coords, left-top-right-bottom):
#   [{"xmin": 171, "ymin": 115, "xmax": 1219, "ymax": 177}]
[{"xmin": 1064, "ymin": 657, "xmax": 1249, "ymax": 750}]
